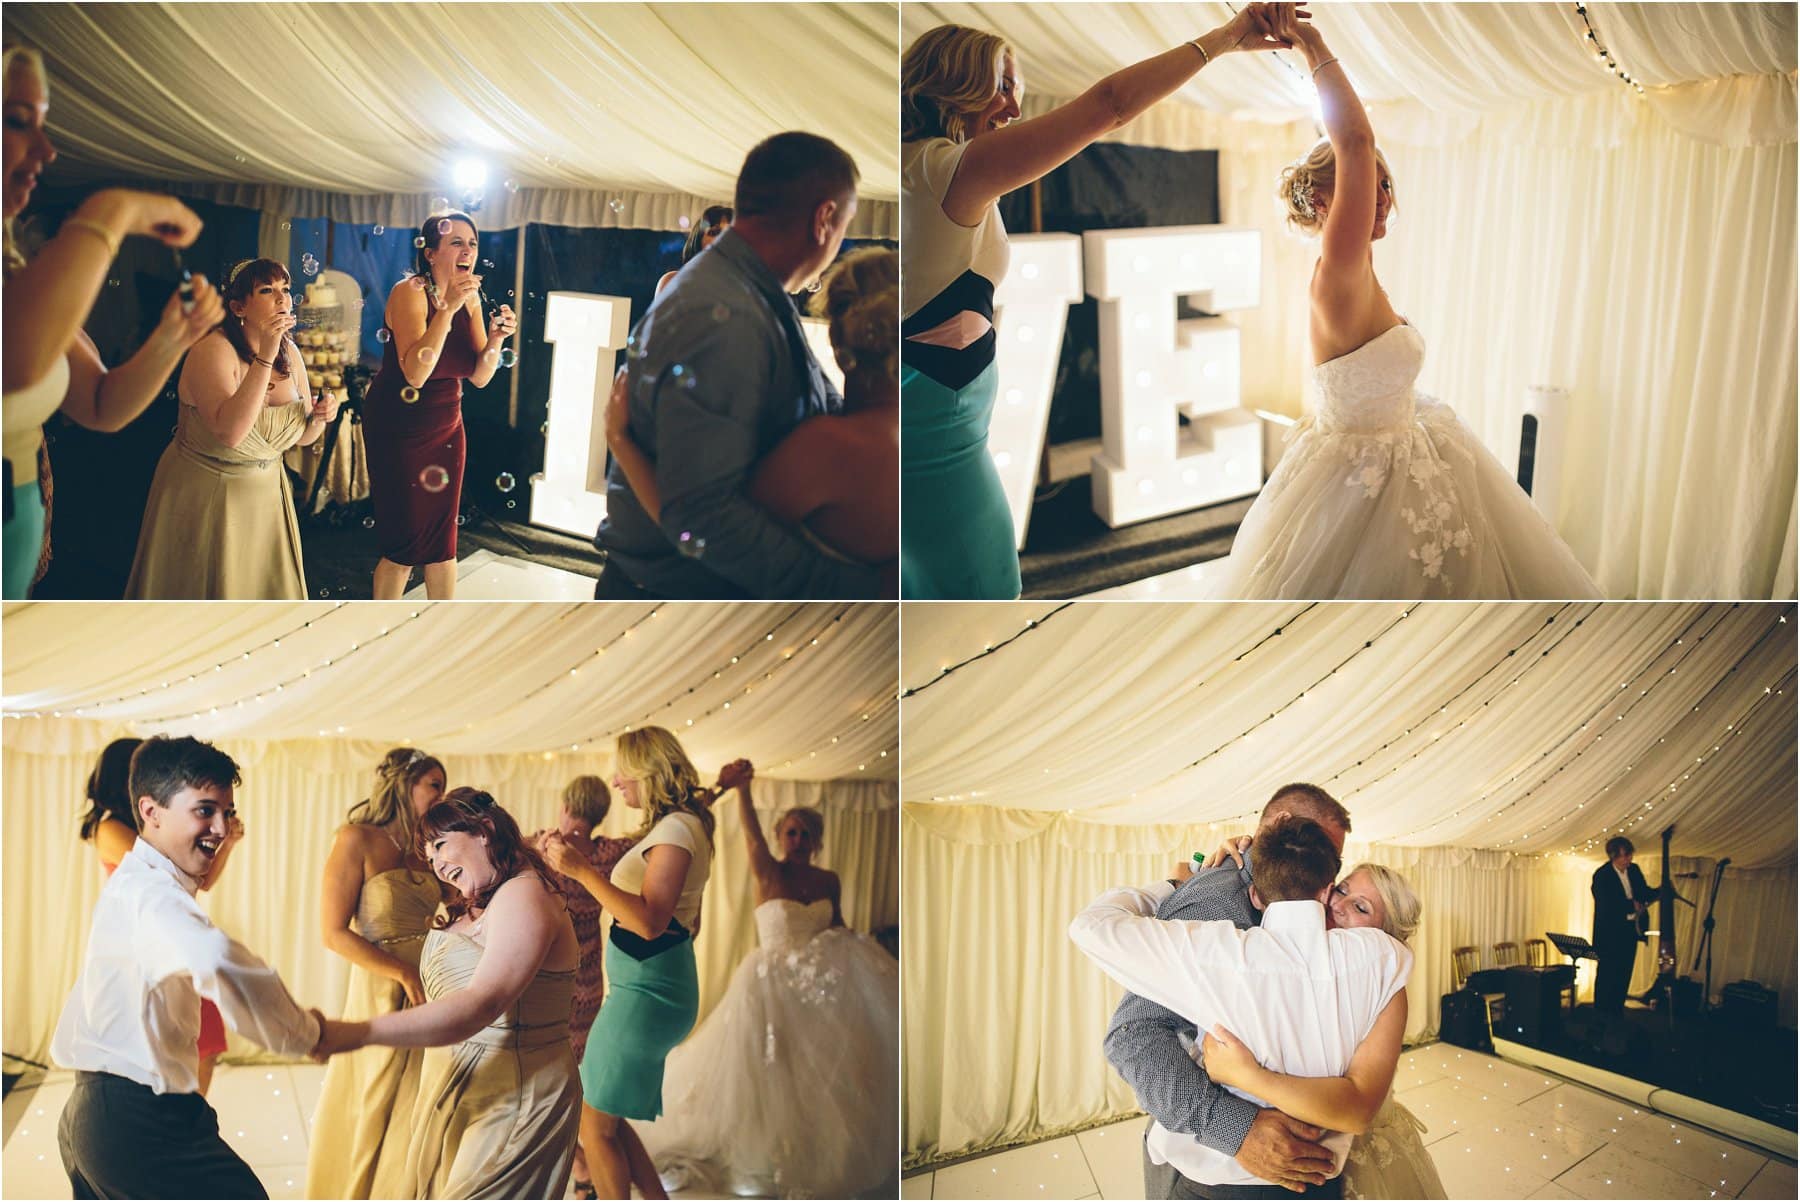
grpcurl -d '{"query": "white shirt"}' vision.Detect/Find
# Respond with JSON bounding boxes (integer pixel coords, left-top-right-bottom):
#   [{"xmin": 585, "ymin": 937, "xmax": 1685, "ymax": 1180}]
[
  {"xmin": 611, "ymin": 811, "xmax": 712, "ymax": 932},
  {"xmin": 50, "ymin": 838, "xmax": 321, "ymax": 1094},
  {"xmin": 1614, "ymin": 863, "xmax": 1635, "ymax": 901},
  {"xmin": 1070, "ymin": 883, "xmax": 1412, "ymax": 1188}
]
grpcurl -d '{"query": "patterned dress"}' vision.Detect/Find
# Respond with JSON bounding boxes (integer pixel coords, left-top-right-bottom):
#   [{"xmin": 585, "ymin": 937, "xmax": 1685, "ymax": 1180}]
[{"xmin": 534, "ymin": 830, "xmax": 639, "ymax": 1055}]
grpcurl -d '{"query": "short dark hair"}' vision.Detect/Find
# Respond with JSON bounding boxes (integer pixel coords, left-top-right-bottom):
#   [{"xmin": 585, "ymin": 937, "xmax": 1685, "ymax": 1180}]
[
  {"xmin": 1252, "ymin": 816, "xmax": 1342, "ymax": 904},
  {"xmin": 1260, "ymin": 782, "xmax": 1351, "ymax": 835},
  {"xmin": 734, "ymin": 132, "xmax": 858, "ymax": 224},
  {"xmin": 1605, "ymin": 836, "xmax": 1634, "ymax": 859},
  {"xmin": 680, "ymin": 203, "xmax": 734, "ymax": 264},
  {"xmin": 128, "ymin": 736, "xmax": 241, "ymax": 813}
]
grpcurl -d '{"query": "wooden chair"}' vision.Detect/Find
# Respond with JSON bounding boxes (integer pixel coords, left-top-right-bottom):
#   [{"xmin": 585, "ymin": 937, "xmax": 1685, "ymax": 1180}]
[
  {"xmin": 1494, "ymin": 941, "xmax": 1522, "ymax": 967},
  {"xmin": 1452, "ymin": 945, "xmax": 1481, "ymax": 990},
  {"xmin": 1523, "ymin": 938, "xmax": 1548, "ymax": 967}
]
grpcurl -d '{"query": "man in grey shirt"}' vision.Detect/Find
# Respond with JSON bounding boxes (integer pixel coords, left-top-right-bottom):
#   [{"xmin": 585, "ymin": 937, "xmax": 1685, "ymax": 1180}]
[
  {"xmin": 594, "ymin": 131, "xmax": 882, "ymax": 599},
  {"xmin": 1104, "ymin": 784, "xmax": 1350, "ymax": 1198}
]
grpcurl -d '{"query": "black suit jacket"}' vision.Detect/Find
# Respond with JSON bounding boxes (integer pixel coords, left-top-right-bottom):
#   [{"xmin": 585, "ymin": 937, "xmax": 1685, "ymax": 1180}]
[{"xmin": 1591, "ymin": 861, "xmax": 1651, "ymax": 950}]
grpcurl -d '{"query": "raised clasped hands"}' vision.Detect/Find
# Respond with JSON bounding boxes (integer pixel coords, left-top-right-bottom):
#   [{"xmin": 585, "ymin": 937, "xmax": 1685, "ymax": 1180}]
[
  {"xmin": 1217, "ymin": 3, "xmax": 1310, "ymax": 54},
  {"xmin": 715, "ymin": 758, "xmax": 754, "ymax": 793},
  {"xmin": 1263, "ymin": 3, "xmax": 1319, "ymax": 53}
]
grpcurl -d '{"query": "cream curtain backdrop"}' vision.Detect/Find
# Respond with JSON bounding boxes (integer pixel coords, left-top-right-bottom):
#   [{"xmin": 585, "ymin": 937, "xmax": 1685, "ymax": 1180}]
[
  {"xmin": 4, "ymin": 2, "xmax": 899, "ymax": 238},
  {"xmin": 900, "ymin": 3, "xmax": 1798, "ymax": 597},
  {"xmin": 898, "ymin": 601, "xmax": 1796, "ymax": 1165},
  {"xmin": 1, "ymin": 601, "xmax": 898, "ymax": 1068}
]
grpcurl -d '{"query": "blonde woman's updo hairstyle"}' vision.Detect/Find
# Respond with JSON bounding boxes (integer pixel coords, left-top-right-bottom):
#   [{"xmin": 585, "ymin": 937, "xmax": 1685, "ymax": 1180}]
[
  {"xmin": 1347, "ymin": 861, "xmax": 1421, "ymax": 944},
  {"xmin": 902, "ymin": 24, "xmax": 1011, "ymax": 144},
  {"xmin": 614, "ymin": 726, "xmax": 716, "ymax": 846},
  {"xmin": 346, "ymin": 747, "xmax": 445, "ymax": 855},
  {"xmin": 1277, "ymin": 138, "xmax": 1398, "ymax": 235},
  {"xmin": 810, "ymin": 247, "xmax": 897, "ymax": 388}
]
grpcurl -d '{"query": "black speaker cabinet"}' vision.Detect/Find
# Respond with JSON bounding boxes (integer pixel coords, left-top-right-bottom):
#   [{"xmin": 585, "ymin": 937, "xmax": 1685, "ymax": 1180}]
[
  {"xmin": 1440, "ymin": 990, "xmax": 1494, "ymax": 1053},
  {"xmin": 1500, "ymin": 966, "xmax": 1564, "ymax": 1046}
]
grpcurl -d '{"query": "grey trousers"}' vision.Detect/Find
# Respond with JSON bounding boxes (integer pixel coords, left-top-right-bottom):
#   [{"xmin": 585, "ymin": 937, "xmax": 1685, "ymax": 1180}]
[
  {"xmin": 59, "ymin": 1071, "xmax": 266, "ymax": 1199},
  {"xmin": 1142, "ymin": 1119, "xmax": 1343, "ymax": 1200}
]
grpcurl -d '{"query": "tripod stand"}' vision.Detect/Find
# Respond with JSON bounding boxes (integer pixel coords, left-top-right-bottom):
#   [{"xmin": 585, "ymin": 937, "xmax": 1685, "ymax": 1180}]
[{"xmin": 1691, "ymin": 857, "xmax": 1730, "ymax": 1012}]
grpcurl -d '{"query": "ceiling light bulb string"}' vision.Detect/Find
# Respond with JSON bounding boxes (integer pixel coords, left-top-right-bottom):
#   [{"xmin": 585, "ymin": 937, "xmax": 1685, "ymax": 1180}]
[
  {"xmin": 1324, "ymin": 602, "xmax": 1592, "ymax": 791},
  {"xmin": 497, "ymin": 602, "xmax": 670, "ymax": 709},
  {"xmin": 4, "ymin": 602, "xmax": 356, "ymax": 718},
  {"xmin": 561, "ymin": 607, "xmax": 854, "ymax": 751},
  {"xmin": 38, "ymin": 606, "xmax": 437, "ymax": 726},
  {"xmin": 1500, "ymin": 626, "xmax": 1796, "ymax": 851},
  {"xmin": 1574, "ymin": 2, "xmax": 1646, "ymax": 96},
  {"xmin": 1131, "ymin": 603, "xmax": 1421, "ymax": 805},
  {"xmin": 900, "ymin": 602, "xmax": 1075, "ymax": 698},
  {"xmin": 1364, "ymin": 602, "xmax": 1728, "ymax": 833},
  {"xmin": 777, "ymin": 694, "xmax": 901, "ymax": 774},
  {"xmin": 1541, "ymin": 663, "xmax": 1796, "ymax": 855}
]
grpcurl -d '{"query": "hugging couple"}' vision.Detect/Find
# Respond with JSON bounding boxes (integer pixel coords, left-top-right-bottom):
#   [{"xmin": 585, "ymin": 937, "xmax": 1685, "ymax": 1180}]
[{"xmin": 1070, "ymin": 784, "xmax": 1447, "ymax": 1200}]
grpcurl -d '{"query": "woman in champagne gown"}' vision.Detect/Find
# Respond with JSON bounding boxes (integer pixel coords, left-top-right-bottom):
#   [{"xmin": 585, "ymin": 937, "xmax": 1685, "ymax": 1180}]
[
  {"xmin": 635, "ymin": 763, "xmax": 899, "ymax": 1198},
  {"xmin": 1209, "ymin": 9, "xmax": 1599, "ymax": 600},
  {"xmin": 316, "ymin": 788, "xmax": 581, "ymax": 1199},
  {"xmin": 306, "ymin": 748, "xmax": 447, "ymax": 1199},
  {"xmin": 126, "ymin": 258, "xmax": 335, "ymax": 599}
]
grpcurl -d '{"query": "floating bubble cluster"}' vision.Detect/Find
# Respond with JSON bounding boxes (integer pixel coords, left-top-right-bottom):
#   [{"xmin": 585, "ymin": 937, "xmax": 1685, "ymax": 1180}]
[
  {"xmin": 670, "ymin": 363, "xmax": 697, "ymax": 392},
  {"xmin": 420, "ymin": 465, "xmax": 450, "ymax": 493},
  {"xmin": 677, "ymin": 531, "xmax": 707, "ymax": 558}
]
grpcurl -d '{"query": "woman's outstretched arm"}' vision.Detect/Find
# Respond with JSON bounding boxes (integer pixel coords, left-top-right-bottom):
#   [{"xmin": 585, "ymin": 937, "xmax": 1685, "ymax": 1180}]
[{"xmin": 1202, "ymin": 989, "xmax": 1406, "ymax": 1135}]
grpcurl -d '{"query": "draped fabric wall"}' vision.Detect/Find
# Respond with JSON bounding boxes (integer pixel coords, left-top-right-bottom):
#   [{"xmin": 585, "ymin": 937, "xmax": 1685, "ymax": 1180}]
[
  {"xmin": 1, "ymin": 601, "xmax": 899, "ymax": 1068},
  {"xmin": 901, "ymin": 806, "xmax": 1796, "ymax": 1166},
  {"xmin": 898, "ymin": 601, "xmax": 1797, "ymax": 1165},
  {"xmin": 4, "ymin": 2, "xmax": 901, "ymax": 223},
  {"xmin": 904, "ymin": 3, "xmax": 1798, "ymax": 597}
]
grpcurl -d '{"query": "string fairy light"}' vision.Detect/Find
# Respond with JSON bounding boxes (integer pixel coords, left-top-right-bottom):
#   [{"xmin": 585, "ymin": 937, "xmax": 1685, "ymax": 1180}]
[
  {"xmin": 1325, "ymin": 603, "xmax": 1595, "ymax": 792},
  {"xmin": 901, "ymin": 603, "xmax": 1073, "ymax": 698},
  {"xmin": 3, "ymin": 602, "xmax": 354, "ymax": 717},
  {"xmin": 6, "ymin": 605, "xmax": 432, "ymax": 725},
  {"xmin": 1386, "ymin": 604, "xmax": 1733, "ymax": 837},
  {"xmin": 1573, "ymin": 2, "xmax": 1646, "ymax": 95},
  {"xmin": 561, "ymin": 607, "xmax": 855, "ymax": 752}
]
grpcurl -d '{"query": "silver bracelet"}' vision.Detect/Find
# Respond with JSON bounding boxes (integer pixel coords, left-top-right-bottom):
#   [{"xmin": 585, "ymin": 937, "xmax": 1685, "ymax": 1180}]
[
  {"xmin": 1190, "ymin": 37, "xmax": 1210, "ymax": 65},
  {"xmin": 1312, "ymin": 56, "xmax": 1340, "ymax": 78}
]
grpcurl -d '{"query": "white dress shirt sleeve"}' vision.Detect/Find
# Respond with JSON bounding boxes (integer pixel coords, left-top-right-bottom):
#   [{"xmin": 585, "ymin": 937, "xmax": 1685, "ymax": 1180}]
[
  {"xmin": 1069, "ymin": 882, "xmax": 1244, "ymax": 1034},
  {"xmin": 143, "ymin": 895, "xmax": 321, "ymax": 1058}
]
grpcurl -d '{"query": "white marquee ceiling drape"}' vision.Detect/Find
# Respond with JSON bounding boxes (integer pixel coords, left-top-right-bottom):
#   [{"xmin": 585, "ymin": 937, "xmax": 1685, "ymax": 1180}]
[
  {"xmin": 900, "ymin": 601, "xmax": 1797, "ymax": 1163},
  {"xmin": 6, "ymin": 2, "xmax": 899, "ymax": 237},
  {"xmin": 902, "ymin": 4, "xmax": 1798, "ymax": 596},
  {"xmin": 3, "ymin": 601, "xmax": 898, "ymax": 1065}
]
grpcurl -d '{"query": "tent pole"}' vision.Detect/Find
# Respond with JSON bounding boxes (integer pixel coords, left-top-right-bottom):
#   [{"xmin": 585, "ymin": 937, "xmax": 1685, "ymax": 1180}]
[{"xmin": 509, "ymin": 224, "xmax": 524, "ymax": 427}]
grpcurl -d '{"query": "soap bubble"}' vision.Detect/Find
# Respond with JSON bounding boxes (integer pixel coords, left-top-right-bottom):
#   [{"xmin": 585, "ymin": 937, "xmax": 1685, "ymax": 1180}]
[
  {"xmin": 420, "ymin": 465, "xmax": 450, "ymax": 492},
  {"xmin": 376, "ymin": 328, "xmax": 391, "ymax": 343},
  {"xmin": 504, "ymin": 178, "xmax": 519, "ymax": 194},
  {"xmin": 538, "ymin": 423, "xmax": 548, "ymax": 437},
  {"xmin": 670, "ymin": 363, "xmax": 697, "ymax": 392},
  {"xmin": 678, "ymin": 215, "xmax": 691, "ymax": 230},
  {"xmin": 418, "ymin": 345, "xmax": 438, "ymax": 367},
  {"xmin": 496, "ymin": 472, "xmax": 516, "ymax": 492},
  {"xmin": 499, "ymin": 347, "xmax": 517, "ymax": 368},
  {"xmin": 676, "ymin": 531, "xmax": 707, "ymax": 558},
  {"xmin": 408, "ymin": 275, "xmax": 426, "ymax": 289},
  {"xmin": 401, "ymin": 386, "xmax": 420, "ymax": 403},
  {"xmin": 437, "ymin": 218, "xmax": 452, "ymax": 235},
  {"xmin": 431, "ymin": 196, "xmax": 450, "ymax": 211},
  {"xmin": 303, "ymin": 259, "xmax": 320, "ymax": 276},
  {"xmin": 362, "ymin": 516, "xmax": 375, "ymax": 529},
  {"xmin": 455, "ymin": 513, "xmax": 467, "ymax": 526},
  {"xmin": 280, "ymin": 221, "xmax": 291, "ymax": 231},
  {"xmin": 413, "ymin": 236, "xmax": 426, "ymax": 249},
  {"xmin": 233, "ymin": 153, "xmax": 246, "ymax": 163},
  {"xmin": 373, "ymin": 224, "xmax": 385, "ymax": 236},
  {"xmin": 107, "ymin": 278, "xmax": 120, "ymax": 288},
  {"xmin": 505, "ymin": 500, "xmax": 515, "ymax": 509},
  {"xmin": 608, "ymin": 199, "xmax": 624, "ymax": 213},
  {"xmin": 318, "ymin": 589, "xmax": 329, "ymax": 597},
  {"xmin": 481, "ymin": 259, "xmax": 494, "ymax": 269}
]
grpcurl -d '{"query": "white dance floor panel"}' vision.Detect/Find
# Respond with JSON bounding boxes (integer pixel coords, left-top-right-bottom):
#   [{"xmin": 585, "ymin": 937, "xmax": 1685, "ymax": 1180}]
[
  {"xmin": 901, "ymin": 1045, "xmax": 1797, "ymax": 1200},
  {"xmin": 2, "ymin": 1063, "xmax": 732, "ymax": 1200},
  {"xmin": 403, "ymin": 548, "xmax": 597, "ymax": 600}
]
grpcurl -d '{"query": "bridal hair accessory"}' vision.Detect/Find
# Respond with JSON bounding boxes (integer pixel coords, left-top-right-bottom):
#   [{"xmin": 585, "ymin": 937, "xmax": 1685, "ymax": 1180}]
[
  {"xmin": 1292, "ymin": 174, "xmax": 1318, "ymax": 220},
  {"xmin": 407, "ymin": 749, "xmax": 428, "ymax": 767}
]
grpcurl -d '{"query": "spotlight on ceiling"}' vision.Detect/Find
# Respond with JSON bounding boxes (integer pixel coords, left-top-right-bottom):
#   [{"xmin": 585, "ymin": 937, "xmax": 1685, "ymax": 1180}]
[{"xmin": 452, "ymin": 159, "xmax": 489, "ymax": 190}]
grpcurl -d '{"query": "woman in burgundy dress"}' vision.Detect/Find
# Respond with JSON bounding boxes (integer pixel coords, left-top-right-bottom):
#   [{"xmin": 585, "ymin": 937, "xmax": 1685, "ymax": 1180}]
[{"xmin": 363, "ymin": 210, "xmax": 516, "ymax": 599}]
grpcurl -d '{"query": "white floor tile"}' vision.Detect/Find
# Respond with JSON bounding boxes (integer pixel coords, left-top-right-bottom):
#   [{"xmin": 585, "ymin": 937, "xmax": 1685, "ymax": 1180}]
[
  {"xmin": 901, "ymin": 1170, "xmax": 935, "ymax": 1198},
  {"xmin": 1074, "ymin": 1118, "xmax": 1145, "ymax": 1200},
  {"xmin": 1428, "ymin": 1134, "xmax": 1556, "ymax": 1200},
  {"xmin": 1738, "ymin": 1158, "xmax": 1797, "ymax": 1200},
  {"xmin": 931, "ymin": 1134, "xmax": 1098, "ymax": 1200},
  {"xmin": 1524, "ymin": 1183, "xmax": 1582, "ymax": 1200},
  {"xmin": 1553, "ymin": 1142, "xmax": 1714, "ymax": 1199}
]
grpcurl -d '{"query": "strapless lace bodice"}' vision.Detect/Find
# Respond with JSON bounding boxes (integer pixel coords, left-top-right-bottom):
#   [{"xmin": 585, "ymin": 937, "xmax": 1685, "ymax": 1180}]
[
  {"xmin": 1311, "ymin": 323, "xmax": 1425, "ymax": 434},
  {"xmin": 753, "ymin": 897, "xmax": 833, "ymax": 954}
]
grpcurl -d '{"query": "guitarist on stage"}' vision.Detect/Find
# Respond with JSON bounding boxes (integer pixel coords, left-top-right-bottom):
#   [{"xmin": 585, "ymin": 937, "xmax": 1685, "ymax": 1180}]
[{"xmin": 1591, "ymin": 836, "xmax": 1652, "ymax": 1017}]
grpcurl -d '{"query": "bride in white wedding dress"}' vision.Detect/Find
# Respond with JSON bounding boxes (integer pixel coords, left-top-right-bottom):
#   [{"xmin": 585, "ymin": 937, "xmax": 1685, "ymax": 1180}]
[
  {"xmin": 637, "ymin": 761, "xmax": 898, "ymax": 1198},
  {"xmin": 1211, "ymin": 4, "xmax": 1601, "ymax": 600}
]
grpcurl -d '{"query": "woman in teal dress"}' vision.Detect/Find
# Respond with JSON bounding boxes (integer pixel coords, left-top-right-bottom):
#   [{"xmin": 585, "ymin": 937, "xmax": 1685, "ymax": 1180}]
[
  {"xmin": 898, "ymin": 8, "xmax": 1297, "ymax": 598},
  {"xmin": 541, "ymin": 726, "xmax": 719, "ymax": 1200}
]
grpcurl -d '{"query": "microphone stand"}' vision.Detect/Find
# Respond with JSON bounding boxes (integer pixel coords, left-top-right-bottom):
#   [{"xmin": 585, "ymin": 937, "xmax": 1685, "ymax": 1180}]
[{"xmin": 1691, "ymin": 858, "xmax": 1730, "ymax": 1014}]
